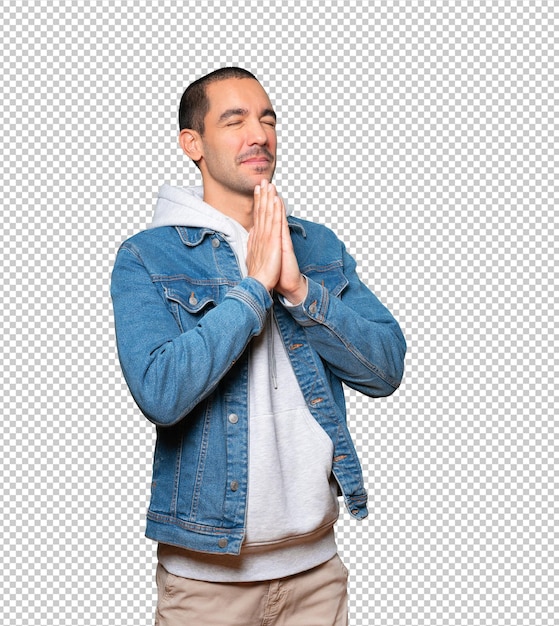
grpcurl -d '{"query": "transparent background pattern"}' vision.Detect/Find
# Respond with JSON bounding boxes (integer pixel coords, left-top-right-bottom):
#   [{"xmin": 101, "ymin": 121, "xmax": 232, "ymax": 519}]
[{"xmin": 1, "ymin": 1, "xmax": 556, "ymax": 624}]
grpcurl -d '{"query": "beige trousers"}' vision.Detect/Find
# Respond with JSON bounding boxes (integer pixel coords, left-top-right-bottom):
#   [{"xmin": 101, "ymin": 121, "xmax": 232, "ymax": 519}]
[{"xmin": 154, "ymin": 554, "xmax": 349, "ymax": 626}]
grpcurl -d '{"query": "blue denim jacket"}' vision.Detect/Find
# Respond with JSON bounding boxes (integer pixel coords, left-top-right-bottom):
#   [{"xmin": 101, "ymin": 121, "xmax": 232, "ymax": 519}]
[{"xmin": 111, "ymin": 217, "xmax": 406, "ymax": 555}]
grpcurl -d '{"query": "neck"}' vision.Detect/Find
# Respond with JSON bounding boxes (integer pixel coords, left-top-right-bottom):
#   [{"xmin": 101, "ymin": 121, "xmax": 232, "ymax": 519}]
[{"xmin": 203, "ymin": 185, "xmax": 255, "ymax": 230}]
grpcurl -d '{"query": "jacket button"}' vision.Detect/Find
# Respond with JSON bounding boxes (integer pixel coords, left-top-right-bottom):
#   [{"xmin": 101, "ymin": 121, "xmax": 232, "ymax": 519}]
[
  {"xmin": 230, "ymin": 480, "xmax": 239, "ymax": 491},
  {"xmin": 189, "ymin": 293, "xmax": 198, "ymax": 305},
  {"xmin": 218, "ymin": 538, "xmax": 228, "ymax": 548},
  {"xmin": 212, "ymin": 238, "xmax": 221, "ymax": 248},
  {"xmin": 309, "ymin": 301, "xmax": 317, "ymax": 315},
  {"xmin": 228, "ymin": 413, "xmax": 239, "ymax": 424}
]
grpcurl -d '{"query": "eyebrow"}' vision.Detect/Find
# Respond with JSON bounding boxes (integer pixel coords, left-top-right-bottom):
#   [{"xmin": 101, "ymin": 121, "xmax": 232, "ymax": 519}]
[{"xmin": 218, "ymin": 108, "xmax": 277, "ymax": 123}]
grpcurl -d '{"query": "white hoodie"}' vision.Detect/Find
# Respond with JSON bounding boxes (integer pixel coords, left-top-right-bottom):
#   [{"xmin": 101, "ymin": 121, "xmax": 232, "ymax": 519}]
[{"xmin": 152, "ymin": 185, "xmax": 340, "ymax": 582}]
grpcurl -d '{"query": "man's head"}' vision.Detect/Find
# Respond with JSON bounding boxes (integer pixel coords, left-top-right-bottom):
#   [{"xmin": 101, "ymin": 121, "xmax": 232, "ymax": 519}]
[
  {"xmin": 178, "ymin": 67, "xmax": 277, "ymax": 202},
  {"xmin": 179, "ymin": 67, "xmax": 258, "ymax": 135}
]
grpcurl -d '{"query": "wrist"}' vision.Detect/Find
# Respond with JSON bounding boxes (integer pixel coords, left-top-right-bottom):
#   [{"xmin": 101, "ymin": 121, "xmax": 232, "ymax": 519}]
[{"xmin": 281, "ymin": 275, "xmax": 308, "ymax": 306}]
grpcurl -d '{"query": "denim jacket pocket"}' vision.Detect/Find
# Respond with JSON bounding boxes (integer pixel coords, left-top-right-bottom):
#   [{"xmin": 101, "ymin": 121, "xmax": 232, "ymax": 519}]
[
  {"xmin": 160, "ymin": 278, "xmax": 222, "ymax": 332},
  {"xmin": 302, "ymin": 262, "xmax": 348, "ymax": 297}
]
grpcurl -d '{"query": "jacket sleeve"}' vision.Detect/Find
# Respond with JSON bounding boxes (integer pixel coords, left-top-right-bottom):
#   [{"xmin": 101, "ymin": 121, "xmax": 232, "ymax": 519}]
[
  {"xmin": 283, "ymin": 240, "xmax": 406, "ymax": 397},
  {"xmin": 110, "ymin": 245, "xmax": 273, "ymax": 426}
]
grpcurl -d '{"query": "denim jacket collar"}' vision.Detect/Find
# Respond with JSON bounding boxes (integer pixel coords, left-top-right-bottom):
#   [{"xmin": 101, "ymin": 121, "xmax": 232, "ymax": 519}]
[{"xmin": 175, "ymin": 219, "xmax": 306, "ymax": 248}]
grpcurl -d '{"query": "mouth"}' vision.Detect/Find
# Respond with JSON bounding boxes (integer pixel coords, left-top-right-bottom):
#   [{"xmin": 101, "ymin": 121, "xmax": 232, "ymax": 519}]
[
  {"xmin": 238, "ymin": 150, "xmax": 274, "ymax": 167},
  {"xmin": 241, "ymin": 157, "xmax": 271, "ymax": 166}
]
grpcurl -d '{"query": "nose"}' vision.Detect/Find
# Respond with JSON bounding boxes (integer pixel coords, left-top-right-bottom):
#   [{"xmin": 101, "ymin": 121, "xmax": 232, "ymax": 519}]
[{"xmin": 246, "ymin": 118, "xmax": 268, "ymax": 146}]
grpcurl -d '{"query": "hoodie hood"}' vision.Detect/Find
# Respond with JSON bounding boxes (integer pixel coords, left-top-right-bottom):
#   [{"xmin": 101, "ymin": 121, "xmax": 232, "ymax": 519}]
[{"xmin": 150, "ymin": 184, "xmax": 241, "ymax": 234}]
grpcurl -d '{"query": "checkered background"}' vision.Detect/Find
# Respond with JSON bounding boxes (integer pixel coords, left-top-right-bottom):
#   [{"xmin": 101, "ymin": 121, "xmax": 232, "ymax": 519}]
[{"xmin": 1, "ymin": 1, "xmax": 556, "ymax": 624}]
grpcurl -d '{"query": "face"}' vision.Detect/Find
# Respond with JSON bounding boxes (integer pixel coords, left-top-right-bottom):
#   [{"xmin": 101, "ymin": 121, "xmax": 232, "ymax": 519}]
[{"xmin": 196, "ymin": 78, "xmax": 277, "ymax": 197}]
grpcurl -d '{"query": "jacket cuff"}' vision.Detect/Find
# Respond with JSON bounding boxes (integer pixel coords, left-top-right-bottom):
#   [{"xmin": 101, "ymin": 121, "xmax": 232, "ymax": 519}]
[
  {"xmin": 225, "ymin": 277, "xmax": 274, "ymax": 330},
  {"xmin": 281, "ymin": 275, "xmax": 328, "ymax": 326}
]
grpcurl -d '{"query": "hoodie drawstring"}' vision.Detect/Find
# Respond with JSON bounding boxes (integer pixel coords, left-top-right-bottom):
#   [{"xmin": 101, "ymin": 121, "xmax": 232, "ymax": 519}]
[{"xmin": 268, "ymin": 304, "xmax": 278, "ymax": 390}]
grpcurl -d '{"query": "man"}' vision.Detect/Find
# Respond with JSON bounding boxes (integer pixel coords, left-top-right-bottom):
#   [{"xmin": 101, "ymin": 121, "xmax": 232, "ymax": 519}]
[{"xmin": 111, "ymin": 67, "xmax": 406, "ymax": 625}]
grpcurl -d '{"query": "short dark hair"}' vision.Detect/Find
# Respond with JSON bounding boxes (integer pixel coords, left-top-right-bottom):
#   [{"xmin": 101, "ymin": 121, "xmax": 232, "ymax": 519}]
[{"xmin": 179, "ymin": 67, "xmax": 259, "ymax": 134}]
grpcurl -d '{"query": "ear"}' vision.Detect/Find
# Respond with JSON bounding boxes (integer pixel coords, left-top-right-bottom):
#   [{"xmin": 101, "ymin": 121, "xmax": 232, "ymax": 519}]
[{"xmin": 178, "ymin": 129, "xmax": 203, "ymax": 162}]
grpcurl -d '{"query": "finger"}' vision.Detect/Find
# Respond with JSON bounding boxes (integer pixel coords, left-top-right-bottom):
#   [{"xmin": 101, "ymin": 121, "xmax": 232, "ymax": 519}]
[
  {"xmin": 264, "ymin": 180, "xmax": 276, "ymax": 218},
  {"xmin": 260, "ymin": 182, "xmax": 280, "ymax": 237},
  {"xmin": 278, "ymin": 198, "xmax": 291, "ymax": 247},
  {"xmin": 253, "ymin": 180, "xmax": 271, "ymax": 230},
  {"xmin": 268, "ymin": 189, "xmax": 282, "ymax": 238},
  {"xmin": 252, "ymin": 183, "xmax": 262, "ymax": 231}
]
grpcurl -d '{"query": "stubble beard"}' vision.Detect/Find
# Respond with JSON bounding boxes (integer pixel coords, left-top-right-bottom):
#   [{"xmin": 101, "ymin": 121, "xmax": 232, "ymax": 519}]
[
  {"xmin": 233, "ymin": 160, "xmax": 277, "ymax": 196},
  {"xmin": 203, "ymin": 146, "xmax": 276, "ymax": 197}
]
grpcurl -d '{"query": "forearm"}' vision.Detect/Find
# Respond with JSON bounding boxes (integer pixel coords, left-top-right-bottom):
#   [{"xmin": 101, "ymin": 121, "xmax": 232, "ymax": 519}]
[{"xmin": 283, "ymin": 274, "xmax": 406, "ymax": 397}]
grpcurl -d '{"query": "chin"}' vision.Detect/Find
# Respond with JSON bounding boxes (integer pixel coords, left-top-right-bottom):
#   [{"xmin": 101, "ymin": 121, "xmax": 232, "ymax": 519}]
[{"xmin": 248, "ymin": 171, "xmax": 274, "ymax": 186}]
